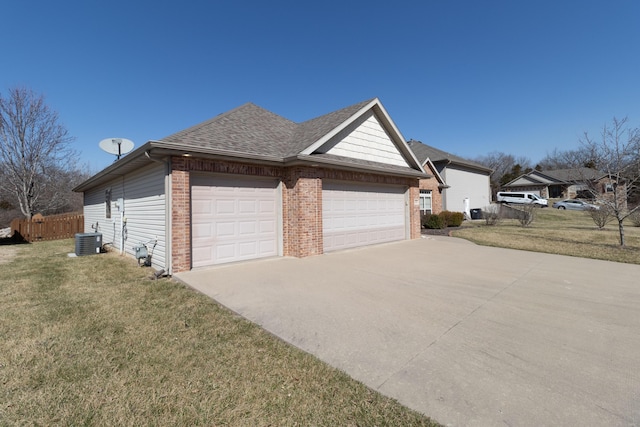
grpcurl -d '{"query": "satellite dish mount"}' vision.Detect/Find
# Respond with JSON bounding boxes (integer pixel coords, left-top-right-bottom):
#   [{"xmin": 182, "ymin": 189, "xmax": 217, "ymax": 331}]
[{"xmin": 99, "ymin": 138, "xmax": 134, "ymax": 160}]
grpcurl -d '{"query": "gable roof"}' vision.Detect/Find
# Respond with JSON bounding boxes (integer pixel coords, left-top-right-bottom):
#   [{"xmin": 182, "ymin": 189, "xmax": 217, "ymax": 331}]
[
  {"xmin": 422, "ymin": 159, "xmax": 449, "ymax": 187},
  {"xmin": 407, "ymin": 139, "xmax": 492, "ymax": 174},
  {"xmin": 540, "ymin": 168, "xmax": 605, "ymax": 182},
  {"xmin": 288, "ymin": 99, "xmax": 375, "ymax": 157},
  {"xmin": 503, "ymin": 167, "xmax": 606, "ymax": 188},
  {"xmin": 75, "ymin": 99, "xmax": 427, "ymax": 192}
]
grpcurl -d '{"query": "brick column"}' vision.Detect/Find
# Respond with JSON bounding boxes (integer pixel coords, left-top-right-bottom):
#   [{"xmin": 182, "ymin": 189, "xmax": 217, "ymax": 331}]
[
  {"xmin": 171, "ymin": 157, "xmax": 191, "ymax": 272},
  {"xmin": 282, "ymin": 167, "xmax": 323, "ymax": 257},
  {"xmin": 408, "ymin": 184, "xmax": 421, "ymax": 239}
]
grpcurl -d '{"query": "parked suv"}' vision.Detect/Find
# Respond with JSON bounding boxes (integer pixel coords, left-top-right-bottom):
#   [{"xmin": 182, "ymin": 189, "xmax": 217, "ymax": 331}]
[{"xmin": 496, "ymin": 192, "xmax": 548, "ymax": 207}]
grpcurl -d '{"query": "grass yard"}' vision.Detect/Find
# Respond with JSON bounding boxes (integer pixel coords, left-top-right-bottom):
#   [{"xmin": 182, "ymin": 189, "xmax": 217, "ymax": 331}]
[
  {"xmin": 0, "ymin": 239, "xmax": 439, "ymax": 426},
  {"xmin": 452, "ymin": 206, "xmax": 640, "ymax": 264}
]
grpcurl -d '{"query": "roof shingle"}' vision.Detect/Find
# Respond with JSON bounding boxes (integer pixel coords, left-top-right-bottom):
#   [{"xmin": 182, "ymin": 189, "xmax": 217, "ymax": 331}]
[
  {"xmin": 161, "ymin": 99, "xmax": 375, "ymax": 160},
  {"xmin": 407, "ymin": 139, "xmax": 491, "ymax": 173},
  {"xmin": 162, "ymin": 103, "xmax": 298, "ymax": 158}
]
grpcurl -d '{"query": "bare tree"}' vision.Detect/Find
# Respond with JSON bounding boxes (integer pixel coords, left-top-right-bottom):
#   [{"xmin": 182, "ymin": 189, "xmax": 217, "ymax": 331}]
[
  {"xmin": 580, "ymin": 117, "xmax": 640, "ymax": 246},
  {"xmin": 539, "ymin": 147, "xmax": 601, "ymax": 170},
  {"xmin": 0, "ymin": 87, "xmax": 76, "ymax": 219},
  {"xmin": 474, "ymin": 151, "xmax": 533, "ymax": 197}
]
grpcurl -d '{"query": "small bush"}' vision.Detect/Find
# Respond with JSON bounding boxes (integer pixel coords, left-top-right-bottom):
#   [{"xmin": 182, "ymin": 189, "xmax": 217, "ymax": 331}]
[
  {"xmin": 438, "ymin": 211, "xmax": 464, "ymax": 227},
  {"xmin": 587, "ymin": 205, "xmax": 614, "ymax": 229},
  {"xmin": 483, "ymin": 205, "xmax": 501, "ymax": 226},
  {"xmin": 515, "ymin": 204, "xmax": 536, "ymax": 227},
  {"xmin": 423, "ymin": 213, "xmax": 446, "ymax": 229}
]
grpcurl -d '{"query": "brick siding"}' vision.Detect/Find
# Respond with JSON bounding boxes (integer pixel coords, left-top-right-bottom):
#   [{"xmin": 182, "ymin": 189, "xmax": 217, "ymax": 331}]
[
  {"xmin": 418, "ymin": 177, "xmax": 443, "ymax": 214},
  {"xmin": 170, "ymin": 157, "xmax": 192, "ymax": 273},
  {"xmin": 170, "ymin": 156, "xmax": 421, "ymax": 272}
]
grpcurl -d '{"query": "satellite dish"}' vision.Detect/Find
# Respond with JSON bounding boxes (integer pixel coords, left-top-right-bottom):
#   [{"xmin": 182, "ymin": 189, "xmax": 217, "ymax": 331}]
[{"xmin": 99, "ymin": 138, "xmax": 134, "ymax": 160}]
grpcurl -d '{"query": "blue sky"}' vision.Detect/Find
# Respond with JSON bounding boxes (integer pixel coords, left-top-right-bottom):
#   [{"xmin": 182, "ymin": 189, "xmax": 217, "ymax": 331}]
[{"xmin": 3, "ymin": 1, "xmax": 640, "ymax": 172}]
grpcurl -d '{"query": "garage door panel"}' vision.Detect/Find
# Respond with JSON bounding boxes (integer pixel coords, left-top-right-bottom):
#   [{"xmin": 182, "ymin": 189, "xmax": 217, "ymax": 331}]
[
  {"xmin": 238, "ymin": 241, "xmax": 258, "ymax": 257},
  {"xmin": 238, "ymin": 200, "xmax": 257, "ymax": 214},
  {"xmin": 323, "ymin": 182, "xmax": 406, "ymax": 252},
  {"xmin": 215, "ymin": 244, "xmax": 236, "ymax": 262},
  {"xmin": 192, "ymin": 176, "xmax": 279, "ymax": 267},
  {"xmin": 192, "ymin": 198, "xmax": 212, "ymax": 215},
  {"xmin": 237, "ymin": 221, "xmax": 256, "ymax": 236},
  {"xmin": 215, "ymin": 221, "xmax": 236, "ymax": 237},
  {"xmin": 192, "ymin": 222, "xmax": 211, "ymax": 237},
  {"xmin": 259, "ymin": 200, "xmax": 276, "ymax": 213},
  {"xmin": 259, "ymin": 220, "xmax": 275, "ymax": 233},
  {"xmin": 259, "ymin": 239, "xmax": 276, "ymax": 252},
  {"xmin": 216, "ymin": 199, "xmax": 236, "ymax": 215}
]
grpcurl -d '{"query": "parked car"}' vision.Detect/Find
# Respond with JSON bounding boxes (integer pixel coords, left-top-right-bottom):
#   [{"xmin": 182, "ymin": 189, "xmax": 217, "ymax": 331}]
[
  {"xmin": 552, "ymin": 199, "xmax": 599, "ymax": 210},
  {"xmin": 496, "ymin": 192, "xmax": 548, "ymax": 207}
]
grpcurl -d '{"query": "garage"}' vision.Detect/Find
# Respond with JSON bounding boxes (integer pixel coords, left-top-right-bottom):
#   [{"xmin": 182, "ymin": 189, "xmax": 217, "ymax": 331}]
[
  {"xmin": 322, "ymin": 181, "xmax": 407, "ymax": 252},
  {"xmin": 191, "ymin": 175, "xmax": 280, "ymax": 267}
]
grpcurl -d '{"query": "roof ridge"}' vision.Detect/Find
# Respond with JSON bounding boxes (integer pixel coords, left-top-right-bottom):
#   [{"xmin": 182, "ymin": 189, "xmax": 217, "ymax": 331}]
[
  {"xmin": 296, "ymin": 98, "xmax": 376, "ymax": 126},
  {"xmin": 161, "ymin": 102, "xmax": 295, "ymax": 141},
  {"xmin": 283, "ymin": 98, "xmax": 377, "ymax": 157},
  {"xmin": 407, "ymin": 139, "xmax": 492, "ymax": 173}
]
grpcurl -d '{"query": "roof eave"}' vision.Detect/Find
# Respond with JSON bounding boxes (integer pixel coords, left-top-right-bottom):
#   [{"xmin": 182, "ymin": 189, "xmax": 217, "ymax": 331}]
[
  {"xmin": 73, "ymin": 141, "xmax": 157, "ymax": 192},
  {"xmin": 73, "ymin": 140, "xmax": 287, "ymax": 192},
  {"xmin": 148, "ymin": 140, "xmax": 284, "ymax": 164},
  {"xmin": 292, "ymin": 154, "xmax": 429, "ymax": 179}
]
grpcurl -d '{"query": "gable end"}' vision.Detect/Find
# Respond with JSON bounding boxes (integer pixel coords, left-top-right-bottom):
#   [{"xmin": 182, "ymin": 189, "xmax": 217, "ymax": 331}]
[{"xmin": 315, "ymin": 111, "xmax": 409, "ymax": 168}]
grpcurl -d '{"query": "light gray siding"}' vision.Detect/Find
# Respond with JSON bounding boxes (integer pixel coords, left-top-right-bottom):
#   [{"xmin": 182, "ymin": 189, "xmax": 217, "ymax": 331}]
[
  {"xmin": 440, "ymin": 166, "xmax": 491, "ymax": 212},
  {"xmin": 83, "ymin": 162, "xmax": 167, "ymax": 271}
]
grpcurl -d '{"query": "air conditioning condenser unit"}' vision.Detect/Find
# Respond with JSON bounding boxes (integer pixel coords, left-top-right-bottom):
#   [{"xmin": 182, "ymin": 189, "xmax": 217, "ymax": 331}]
[{"xmin": 75, "ymin": 233, "xmax": 102, "ymax": 256}]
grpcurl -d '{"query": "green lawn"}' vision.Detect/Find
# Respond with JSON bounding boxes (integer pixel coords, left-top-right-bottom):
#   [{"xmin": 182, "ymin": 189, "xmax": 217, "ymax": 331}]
[
  {"xmin": 452, "ymin": 206, "xmax": 640, "ymax": 264},
  {"xmin": 0, "ymin": 240, "xmax": 439, "ymax": 426}
]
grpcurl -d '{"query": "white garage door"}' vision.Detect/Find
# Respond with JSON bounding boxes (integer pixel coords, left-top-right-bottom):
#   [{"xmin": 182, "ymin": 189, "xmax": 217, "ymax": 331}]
[
  {"xmin": 322, "ymin": 182, "xmax": 406, "ymax": 252},
  {"xmin": 191, "ymin": 175, "xmax": 279, "ymax": 267}
]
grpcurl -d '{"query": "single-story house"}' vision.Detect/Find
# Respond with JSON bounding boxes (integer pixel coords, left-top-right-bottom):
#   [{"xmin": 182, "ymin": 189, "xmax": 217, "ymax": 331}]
[
  {"xmin": 501, "ymin": 167, "xmax": 625, "ymax": 203},
  {"xmin": 74, "ymin": 98, "xmax": 428, "ymax": 274},
  {"xmin": 407, "ymin": 140, "xmax": 492, "ymax": 215}
]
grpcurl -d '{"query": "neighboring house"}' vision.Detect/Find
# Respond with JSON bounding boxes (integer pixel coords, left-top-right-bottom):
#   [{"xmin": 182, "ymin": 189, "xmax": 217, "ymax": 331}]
[
  {"xmin": 416, "ymin": 159, "xmax": 448, "ymax": 215},
  {"xmin": 74, "ymin": 98, "xmax": 428, "ymax": 274},
  {"xmin": 501, "ymin": 167, "xmax": 625, "ymax": 204},
  {"xmin": 407, "ymin": 140, "xmax": 492, "ymax": 214}
]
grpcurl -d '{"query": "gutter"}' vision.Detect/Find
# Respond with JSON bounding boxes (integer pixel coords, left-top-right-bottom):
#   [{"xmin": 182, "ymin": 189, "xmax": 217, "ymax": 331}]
[{"xmin": 292, "ymin": 154, "xmax": 429, "ymax": 178}]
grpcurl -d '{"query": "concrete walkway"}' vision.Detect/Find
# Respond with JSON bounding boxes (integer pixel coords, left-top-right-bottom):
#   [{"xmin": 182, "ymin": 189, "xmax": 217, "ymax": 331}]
[{"xmin": 175, "ymin": 237, "xmax": 640, "ymax": 427}]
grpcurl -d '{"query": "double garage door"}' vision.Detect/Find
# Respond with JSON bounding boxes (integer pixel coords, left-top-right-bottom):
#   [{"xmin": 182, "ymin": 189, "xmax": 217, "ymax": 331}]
[
  {"xmin": 191, "ymin": 176, "xmax": 407, "ymax": 268},
  {"xmin": 322, "ymin": 182, "xmax": 407, "ymax": 252}
]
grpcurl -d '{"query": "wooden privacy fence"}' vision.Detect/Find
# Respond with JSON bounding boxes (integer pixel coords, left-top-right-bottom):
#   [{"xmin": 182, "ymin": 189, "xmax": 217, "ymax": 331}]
[{"xmin": 10, "ymin": 212, "xmax": 84, "ymax": 242}]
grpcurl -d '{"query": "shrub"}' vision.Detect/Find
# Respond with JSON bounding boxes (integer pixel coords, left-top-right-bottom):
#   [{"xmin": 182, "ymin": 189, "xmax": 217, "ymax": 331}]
[
  {"xmin": 423, "ymin": 213, "xmax": 446, "ymax": 229},
  {"xmin": 587, "ymin": 205, "xmax": 614, "ymax": 229},
  {"xmin": 438, "ymin": 211, "xmax": 464, "ymax": 227},
  {"xmin": 482, "ymin": 205, "xmax": 501, "ymax": 226},
  {"xmin": 515, "ymin": 204, "xmax": 536, "ymax": 227}
]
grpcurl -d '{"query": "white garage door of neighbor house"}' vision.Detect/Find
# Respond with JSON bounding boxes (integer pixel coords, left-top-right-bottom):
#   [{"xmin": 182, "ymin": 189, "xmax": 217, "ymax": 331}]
[
  {"xmin": 191, "ymin": 175, "xmax": 279, "ymax": 267},
  {"xmin": 322, "ymin": 182, "xmax": 406, "ymax": 252}
]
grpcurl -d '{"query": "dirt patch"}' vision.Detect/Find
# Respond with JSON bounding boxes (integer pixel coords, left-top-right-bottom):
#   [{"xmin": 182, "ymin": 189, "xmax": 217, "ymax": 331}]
[{"xmin": 0, "ymin": 245, "xmax": 18, "ymax": 265}]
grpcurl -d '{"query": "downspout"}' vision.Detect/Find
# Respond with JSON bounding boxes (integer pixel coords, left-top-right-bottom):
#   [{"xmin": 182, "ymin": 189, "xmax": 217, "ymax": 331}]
[{"xmin": 145, "ymin": 150, "xmax": 172, "ymax": 276}]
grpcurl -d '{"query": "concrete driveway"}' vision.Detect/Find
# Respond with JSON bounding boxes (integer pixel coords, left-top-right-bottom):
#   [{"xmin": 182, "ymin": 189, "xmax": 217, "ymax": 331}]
[{"xmin": 175, "ymin": 236, "xmax": 640, "ymax": 426}]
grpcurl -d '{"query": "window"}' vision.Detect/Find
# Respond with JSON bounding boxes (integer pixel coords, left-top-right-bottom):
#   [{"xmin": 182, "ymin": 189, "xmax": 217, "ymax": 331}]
[
  {"xmin": 105, "ymin": 188, "xmax": 112, "ymax": 219},
  {"xmin": 605, "ymin": 183, "xmax": 614, "ymax": 193},
  {"xmin": 419, "ymin": 190, "xmax": 432, "ymax": 213}
]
